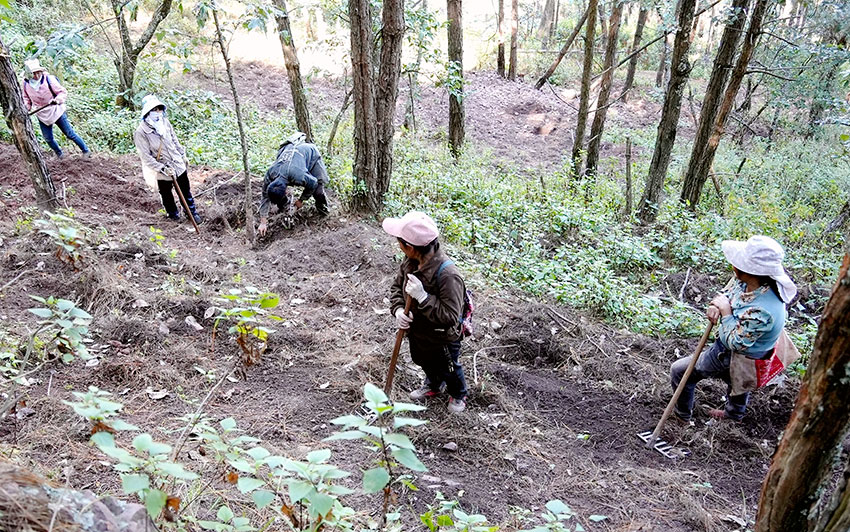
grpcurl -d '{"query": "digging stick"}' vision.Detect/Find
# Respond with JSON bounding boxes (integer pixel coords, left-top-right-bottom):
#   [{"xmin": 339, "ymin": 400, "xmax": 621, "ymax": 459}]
[
  {"xmin": 384, "ymin": 296, "xmax": 414, "ymax": 395},
  {"xmin": 27, "ymin": 102, "xmax": 56, "ymax": 116},
  {"xmin": 172, "ymin": 172, "xmax": 200, "ymax": 234},
  {"xmin": 646, "ymin": 321, "xmax": 714, "ymax": 447}
]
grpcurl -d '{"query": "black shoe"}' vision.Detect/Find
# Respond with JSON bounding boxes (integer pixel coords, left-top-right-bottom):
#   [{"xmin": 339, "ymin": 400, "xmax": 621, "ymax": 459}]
[
  {"xmin": 190, "ymin": 212, "xmax": 202, "ymax": 224},
  {"xmin": 167, "ymin": 212, "xmax": 181, "ymax": 222}
]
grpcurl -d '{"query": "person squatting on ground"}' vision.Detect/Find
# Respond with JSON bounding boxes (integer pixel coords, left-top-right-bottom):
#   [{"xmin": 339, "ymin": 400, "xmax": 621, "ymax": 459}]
[
  {"xmin": 670, "ymin": 235, "xmax": 798, "ymax": 421},
  {"xmin": 133, "ymin": 94, "xmax": 202, "ymax": 224},
  {"xmin": 258, "ymin": 132, "xmax": 329, "ymax": 236},
  {"xmin": 383, "ymin": 211, "xmax": 469, "ymax": 414},
  {"xmin": 21, "ymin": 59, "xmax": 90, "ymax": 159}
]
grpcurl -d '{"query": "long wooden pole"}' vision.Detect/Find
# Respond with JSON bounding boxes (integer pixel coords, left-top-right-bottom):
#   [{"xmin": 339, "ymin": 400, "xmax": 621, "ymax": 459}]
[{"xmin": 384, "ymin": 296, "xmax": 413, "ymax": 395}]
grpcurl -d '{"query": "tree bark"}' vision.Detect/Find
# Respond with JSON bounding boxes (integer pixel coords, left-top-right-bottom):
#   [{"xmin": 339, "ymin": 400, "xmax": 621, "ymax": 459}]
[
  {"xmin": 679, "ymin": 0, "xmax": 769, "ymax": 209},
  {"xmin": 404, "ymin": 0, "xmax": 428, "ymax": 131},
  {"xmin": 538, "ymin": 0, "xmax": 557, "ymax": 42},
  {"xmin": 327, "ymin": 89, "xmax": 353, "ymax": 156},
  {"xmin": 534, "ymin": 8, "xmax": 588, "ymax": 89},
  {"xmin": 497, "ymin": 0, "xmax": 506, "ymax": 77},
  {"xmin": 679, "ymin": 0, "xmax": 749, "ymax": 207},
  {"xmin": 0, "ymin": 38, "xmax": 58, "ymax": 210},
  {"xmin": 508, "ymin": 0, "xmax": 519, "ymax": 80},
  {"xmin": 621, "ymin": 7, "xmax": 648, "ymax": 101},
  {"xmin": 756, "ymin": 254, "xmax": 850, "ymax": 532},
  {"xmin": 808, "ymin": 65, "xmax": 839, "ymax": 135},
  {"xmin": 111, "ymin": 0, "xmax": 173, "ymax": 108},
  {"xmin": 273, "ymin": 0, "xmax": 314, "ymax": 142},
  {"xmin": 636, "ymin": 0, "xmax": 696, "ymax": 224},
  {"xmin": 585, "ymin": 1, "xmax": 623, "ymax": 177},
  {"xmin": 374, "ymin": 0, "xmax": 405, "ymax": 213},
  {"xmin": 349, "ymin": 0, "xmax": 379, "ymax": 212},
  {"xmin": 212, "ymin": 9, "xmax": 255, "ymax": 243},
  {"xmin": 570, "ymin": 0, "xmax": 598, "ymax": 177},
  {"xmin": 447, "ymin": 0, "xmax": 465, "ymax": 158},
  {"xmin": 655, "ymin": 22, "xmax": 668, "ymax": 88}
]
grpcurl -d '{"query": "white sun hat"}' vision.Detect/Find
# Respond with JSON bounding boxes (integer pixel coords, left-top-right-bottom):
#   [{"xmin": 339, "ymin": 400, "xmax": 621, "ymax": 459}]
[
  {"xmin": 721, "ymin": 235, "xmax": 797, "ymax": 303},
  {"xmin": 23, "ymin": 59, "xmax": 46, "ymax": 78},
  {"xmin": 139, "ymin": 94, "xmax": 167, "ymax": 120}
]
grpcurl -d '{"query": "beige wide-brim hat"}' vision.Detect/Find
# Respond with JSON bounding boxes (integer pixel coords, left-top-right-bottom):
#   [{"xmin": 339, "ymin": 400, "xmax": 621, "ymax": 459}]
[
  {"xmin": 24, "ymin": 59, "xmax": 45, "ymax": 78},
  {"xmin": 139, "ymin": 94, "xmax": 167, "ymax": 120},
  {"xmin": 721, "ymin": 235, "xmax": 797, "ymax": 303}
]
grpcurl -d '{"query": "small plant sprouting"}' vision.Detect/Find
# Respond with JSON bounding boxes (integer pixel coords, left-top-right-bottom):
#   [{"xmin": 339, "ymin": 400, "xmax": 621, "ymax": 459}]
[
  {"xmin": 149, "ymin": 226, "xmax": 165, "ymax": 248},
  {"xmin": 28, "ymin": 295, "xmax": 93, "ymax": 363},
  {"xmin": 213, "ymin": 287, "xmax": 281, "ymax": 367},
  {"xmin": 34, "ymin": 210, "xmax": 88, "ymax": 269},
  {"xmin": 63, "ymin": 386, "xmax": 140, "ymax": 434}
]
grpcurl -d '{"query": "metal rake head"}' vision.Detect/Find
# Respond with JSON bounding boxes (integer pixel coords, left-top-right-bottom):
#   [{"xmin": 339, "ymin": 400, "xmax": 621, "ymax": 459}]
[{"xmin": 637, "ymin": 431, "xmax": 691, "ymax": 459}]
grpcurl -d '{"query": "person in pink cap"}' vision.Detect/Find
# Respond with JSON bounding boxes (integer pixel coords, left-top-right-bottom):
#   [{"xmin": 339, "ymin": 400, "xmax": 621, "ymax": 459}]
[
  {"xmin": 670, "ymin": 235, "xmax": 797, "ymax": 421},
  {"xmin": 383, "ymin": 211, "xmax": 469, "ymax": 414}
]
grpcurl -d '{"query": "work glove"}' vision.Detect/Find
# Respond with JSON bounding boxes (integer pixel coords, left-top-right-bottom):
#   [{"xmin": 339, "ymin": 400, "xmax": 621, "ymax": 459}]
[
  {"xmin": 395, "ymin": 308, "xmax": 413, "ymax": 329},
  {"xmin": 162, "ymin": 166, "xmax": 176, "ymax": 178},
  {"xmin": 405, "ymin": 274, "xmax": 429, "ymax": 304}
]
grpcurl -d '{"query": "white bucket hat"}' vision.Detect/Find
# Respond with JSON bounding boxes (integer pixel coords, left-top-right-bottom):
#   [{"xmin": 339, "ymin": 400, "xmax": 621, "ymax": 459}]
[
  {"xmin": 721, "ymin": 235, "xmax": 797, "ymax": 303},
  {"xmin": 24, "ymin": 59, "xmax": 46, "ymax": 78},
  {"xmin": 139, "ymin": 94, "xmax": 167, "ymax": 120}
]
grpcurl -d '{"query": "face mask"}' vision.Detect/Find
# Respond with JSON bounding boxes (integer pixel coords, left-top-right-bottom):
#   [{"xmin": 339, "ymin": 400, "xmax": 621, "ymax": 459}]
[
  {"xmin": 28, "ymin": 79, "xmax": 39, "ymax": 88},
  {"xmin": 148, "ymin": 110, "xmax": 163, "ymax": 122}
]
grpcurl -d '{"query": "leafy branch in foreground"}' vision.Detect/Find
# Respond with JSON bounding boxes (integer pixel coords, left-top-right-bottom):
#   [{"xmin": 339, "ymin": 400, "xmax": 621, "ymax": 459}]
[
  {"xmin": 27, "ymin": 295, "xmax": 92, "ymax": 363},
  {"xmin": 34, "ymin": 210, "xmax": 89, "ymax": 270},
  {"xmin": 213, "ymin": 287, "xmax": 281, "ymax": 367}
]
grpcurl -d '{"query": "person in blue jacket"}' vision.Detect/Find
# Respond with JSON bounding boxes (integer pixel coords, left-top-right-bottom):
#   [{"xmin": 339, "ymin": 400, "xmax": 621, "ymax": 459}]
[{"xmin": 670, "ymin": 235, "xmax": 797, "ymax": 421}]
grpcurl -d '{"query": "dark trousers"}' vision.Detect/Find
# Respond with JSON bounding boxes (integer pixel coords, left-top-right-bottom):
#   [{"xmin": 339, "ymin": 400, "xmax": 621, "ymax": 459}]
[
  {"xmin": 313, "ymin": 183, "xmax": 328, "ymax": 214},
  {"xmin": 670, "ymin": 339, "xmax": 749, "ymax": 421},
  {"xmin": 157, "ymin": 171, "xmax": 196, "ymax": 217},
  {"xmin": 39, "ymin": 113, "xmax": 89, "ymax": 156},
  {"xmin": 409, "ymin": 338, "xmax": 468, "ymax": 400}
]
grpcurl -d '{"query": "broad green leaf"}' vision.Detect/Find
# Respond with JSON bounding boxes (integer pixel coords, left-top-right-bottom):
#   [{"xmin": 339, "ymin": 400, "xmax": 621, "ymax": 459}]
[
  {"xmin": 362, "ymin": 467, "xmax": 390, "ymax": 493},
  {"xmin": 252, "ymin": 489, "xmax": 275, "ymax": 509},
  {"xmin": 91, "ymin": 431, "xmax": 116, "ymax": 447},
  {"xmin": 308, "ymin": 492, "xmax": 334, "ymax": 517},
  {"xmin": 394, "ymin": 417, "xmax": 427, "ymax": 429},
  {"xmin": 391, "ymin": 401, "xmax": 427, "ymax": 413},
  {"xmin": 132, "ymin": 434, "xmax": 171, "ymax": 456},
  {"xmin": 392, "ymin": 448, "xmax": 427, "ymax": 472},
  {"xmin": 220, "ymin": 417, "xmax": 237, "ymax": 431},
  {"xmin": 228, "ymin": 459, "xmax": 255, "ymax": 473},
  {"xmin": 288, "ymin": 480, "xmax": 313, "ymax": 502},
  {"xmin": 306, "ymin": 449, "xmax": 331, "ymax": 463},
  {"xmin": 109, "ymin": 419, "xmax": 140, "ymax": 431},
  {"xmin": 589, "ymin": 515, "xmax": 609, "ymax": 522},
  {"xmin": 121, "ymin": 473, "xmax": 150, "ymax": 493},
  {"xmin": 329, "ymin": 415, "xmax": 366, "ymax": 427},
  {"xmin": 384, "ymin": 432, "xmax": 415, "ymax": 450},
  {"xmin": 28, "ymin": 308, "xmax": 54, "ymax": 318},
  {"xmin": 545, "ymin": 499, "xmax": 574, "ymax": 517},
  {"xmin": 363, "ymin": 382, "xmax": 388, "ymax": 404},
  {"xmin": 217, "ymin": 505, "xmax": 234, "ymax": 522},
  {"xmin": 237, "ymin": 477, "xmax": 265, "ymax": 493},
  {"xmin": 436, "ymin": 515, "xmax": 454, "ymax": 526},
  {"xmin": 260, "ymin": 295, "xmax": 279, "ymax": 308},
  {"xmin": 158, "ymin": 462, "xmax": 199, "ymax": 480},
  {"xmin": 246, "ymin": 446, "xmax": 270, "ymax": 461},
  {"xmin": 145, "ymin": 489, "xmax": 167, "ymax": 518},
  {"xmin": 323, "ymin": 430, "xmax": 366, "ymax": 442}
]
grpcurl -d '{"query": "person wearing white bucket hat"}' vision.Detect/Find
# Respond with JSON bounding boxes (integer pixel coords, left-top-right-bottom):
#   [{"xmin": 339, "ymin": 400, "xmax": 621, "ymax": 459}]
[
  {"xmin": 133, "ymin": 94, "xmax": 201, "ymax": 224},
  {"xmin": 670, "ymin": 235, "xmax": 798, "ymax": 421},
  {"xmin": 21, "ymin": 58, "xmax": 91, "ymax": 159}
]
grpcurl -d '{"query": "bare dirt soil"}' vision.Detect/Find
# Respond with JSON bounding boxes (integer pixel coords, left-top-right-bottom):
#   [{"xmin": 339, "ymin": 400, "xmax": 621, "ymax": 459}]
[{"xmin": 0, "ymin": 143, "xmax": 799, "ymax": 531}]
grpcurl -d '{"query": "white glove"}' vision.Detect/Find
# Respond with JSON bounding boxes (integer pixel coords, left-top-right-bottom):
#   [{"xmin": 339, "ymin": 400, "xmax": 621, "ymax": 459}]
[
  {"xmin": 405, "ymin": 274, "xmax": 428, "ymax": 304},
  {"xmin": 162, "ymin": 166, "xmax": 176, "ymax": 178},
  {"xmin": 395, "ymin": 308, "xmax": 413, "ymax": 329}
]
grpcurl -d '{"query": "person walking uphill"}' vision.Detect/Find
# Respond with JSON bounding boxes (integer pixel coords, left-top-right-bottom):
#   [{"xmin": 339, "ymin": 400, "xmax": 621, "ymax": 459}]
[
  {"xmin": 383, "ymin": 211, "xmax": 470, "ymax": 414},
  {"xmin": 133, "ymin": 95, "xmax": 201, "ymax": 224},
  {"xmin": 258, "ymin": 132, "xmax": 329, "ymax": 236},
  {"xmin": 670, "ymin": 235, "xmax": 799, "ymax": 422},
  {"xmin": 21, "ymin": 59, "xmax": 90, "ymax": 159}
]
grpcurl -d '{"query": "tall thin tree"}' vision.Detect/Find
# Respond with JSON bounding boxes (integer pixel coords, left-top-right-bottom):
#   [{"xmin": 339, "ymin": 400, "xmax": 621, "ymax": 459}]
[
  {"xmin": 621, "ymin": 6, "xmax": 648, "ymax": 100},
  {"xmin": 0, "ymin": 37, "xmax": 58, "ymax": 210},
  {"xmin": 447, "ymin": 0, "xmax": 465, "ymax": 158},
  {"xmin": 273, "ymin": 0, "xmax": 314, "ymax": 142},
  {"xmin": 508, "ymin": 0, "xmax": 519, "ymax": 80},
  {"xmin": 636, "ymin": 0, "xmax": 696, "ymax": 224},
  {"xmin": 374, "ymin": 0, "xmax": 405, "ymax": 211},
  {"xmin": 497, "ymin": 0, "xmax": 506, "ymax": 77},
  {"xmin": 570, "ymin": 0, "xmax": 599, "ymax": 177},
  {"xmin": 534, "ymin": 8, "xmax": 589, "ymax": 89}
]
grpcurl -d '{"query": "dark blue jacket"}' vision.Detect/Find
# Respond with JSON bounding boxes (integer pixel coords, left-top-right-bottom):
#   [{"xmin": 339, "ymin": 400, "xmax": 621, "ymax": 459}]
[{"xmin": 259, "ymin": 143, "xmax": 329, "ymax": 217}]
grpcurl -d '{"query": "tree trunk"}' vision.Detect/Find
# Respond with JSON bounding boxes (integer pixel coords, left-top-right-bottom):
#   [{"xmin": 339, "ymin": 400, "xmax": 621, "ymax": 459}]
[
  {"xmin": 273, "ymin": 0, "xmax": 314, "ymax": 142},
  {"xmin": 679, "ymin": 0, "xmax": 769, "ymax": 209},
  {"xmin": 327, "ymin": 88, "xmax": 353, "ymax": 156},
  {"xmin": 404, "ymin": 0, "xmax": 428, "ymax": 131},
  {"xmin": 636, "ymin": 0, "xmax": 696, "ymax": 224},
  {"xmin": 538, "ymin": 0, "xmax": 556, "ymax": 42},
  {"xmin": 373, "ymin": 0, "xmax": 405, "ymax": 213},
  {"xmin": 0, "ymin": 38, "xmax": 58, "ymax": 210},
  {"xmin": 497, "ymin": 0, "xmax": 506, "ymax": 77},
  {"xmin": 756, "ymin": 254, "xmax": 850, "ymax": 532},
  {"xmin": 111, "ymin": 0, "xmax": 173, "ymax": 108},
  {"xmin": 679, "ymin": 0, "xmax": 749, "ymax": 207},
  {"xmin": 508, "ymin": 0, "xmax": 519, "ymax": 80},
  {"xmin": 598, "ymin": 2, "xmax": 608, "ymax": 53},
  {"xmin": 212, "ymin": 10, "xmax": 255, "ymax": 243},
  {"xmin": 447, "ymin": 0, "xmax": 465, "ymax": 158},
  {"xmin": 534, "ymin": 8, "xmax": 588, "ymax": 89},
  {"xmin": 655, "ymin": 24, "xmax": 668, "ymax": 88},
  {"xmin": 349, "ymin": 0, "xmax": 379, "ymax": 212},
  {"xmin": 570, "ymin": 0, "xmax": 598, "ymax": 177},
  {"xmin": 585, "ymin": 1, "xmax": 623, "ymax": 177},
  {"xmin": 808, "ymin": 65, "xmax": 839, "ymax": 135},
  {"xmin": 624, "ymin": 137, "xmax": 633, "ymax": 217},
  {"xmin": 621, "ymin": 7, "xmax": 648, "ymax": 101}
]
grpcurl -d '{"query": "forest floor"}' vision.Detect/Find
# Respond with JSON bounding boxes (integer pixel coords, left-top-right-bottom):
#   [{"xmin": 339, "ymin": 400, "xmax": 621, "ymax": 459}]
[{"xmin": 0, "ymin": 133, "xmax": 799, "ymax": 531}]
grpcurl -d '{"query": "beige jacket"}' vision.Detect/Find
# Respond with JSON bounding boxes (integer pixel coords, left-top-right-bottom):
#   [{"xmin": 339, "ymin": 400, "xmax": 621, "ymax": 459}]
[{"xmin": 133, "ymin": 118, "xmax": 187, "ymax": 188}]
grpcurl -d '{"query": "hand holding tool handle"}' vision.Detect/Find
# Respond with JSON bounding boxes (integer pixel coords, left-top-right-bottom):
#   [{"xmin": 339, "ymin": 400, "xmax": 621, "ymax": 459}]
[{"xmin": 384, "ymin": 296, "xmax": 413, "ymax": 395}]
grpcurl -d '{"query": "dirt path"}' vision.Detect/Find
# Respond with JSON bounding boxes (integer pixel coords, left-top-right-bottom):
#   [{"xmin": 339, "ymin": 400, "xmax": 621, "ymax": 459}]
[{"xmin": 0, "ymin": 146, "xmax": 798, "ymax": 530}]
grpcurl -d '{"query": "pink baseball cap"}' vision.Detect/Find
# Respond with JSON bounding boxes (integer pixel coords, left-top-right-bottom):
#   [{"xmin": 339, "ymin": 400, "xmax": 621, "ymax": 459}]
[{"xmin": 382, "ymin": 211, "xmax": 440, "ymax": 246}]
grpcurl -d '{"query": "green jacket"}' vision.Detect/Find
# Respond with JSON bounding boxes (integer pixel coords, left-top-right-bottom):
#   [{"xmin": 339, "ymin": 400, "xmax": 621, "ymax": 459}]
[{"xmin": 390, "ymin": 249, "xmax": 465, "ymax": 345}]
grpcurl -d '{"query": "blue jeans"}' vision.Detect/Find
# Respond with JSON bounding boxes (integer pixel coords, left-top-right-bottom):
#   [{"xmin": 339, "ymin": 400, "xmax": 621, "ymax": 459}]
[
  {"xmin": 670, "ymin": 339, "xmax": 749, "ymax": 421},
  {"xmin": 409, "ymin": 339, "xmax": 468, "ymax": 400},
  {"xmin": 39, "ymin": 113, "xmax": 89, "ymax": 156}
]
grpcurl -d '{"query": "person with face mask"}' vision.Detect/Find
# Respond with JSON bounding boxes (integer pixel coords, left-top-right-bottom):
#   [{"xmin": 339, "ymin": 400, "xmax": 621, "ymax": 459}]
[
  {"xmin": 133, "ymin": 94, "xmax": 201, "ymax": 224},
  {"xmin": 21, "ymin": 59, "xmax": 90, "ymax": 159}
]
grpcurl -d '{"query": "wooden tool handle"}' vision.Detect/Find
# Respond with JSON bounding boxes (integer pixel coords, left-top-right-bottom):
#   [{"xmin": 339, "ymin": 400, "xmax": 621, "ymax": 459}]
[
  {"xmin": 172, "ymin": 174, "xmax": 200, "ymax": 235},
  {"xmin": 646, "ymin": 321, "xmax": 715, "ymax": 447},
  {"xmin": 384, "ymin": 296, "xmax": 413, "ymax": 395}
]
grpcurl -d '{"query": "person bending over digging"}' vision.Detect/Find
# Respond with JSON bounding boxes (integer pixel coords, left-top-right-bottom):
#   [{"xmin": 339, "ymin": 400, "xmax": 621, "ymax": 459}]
[
  {"xmin": 258, "ymin": 132, "xmax": 329, "ymax": 237},
  {"xmin": 670, "ymin": 235, "xmax": 798, "ymax": 422},
  {"xmin": 383, "ymin": 211, "xmax": 469, "ymax": 414},
  {"xmin": 133, "ymin": 94, "xmax": 202, "ymax": 224},
  {"xmin": 21, "ymin": 59, "xmax": 91, "ymax": 159}
]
